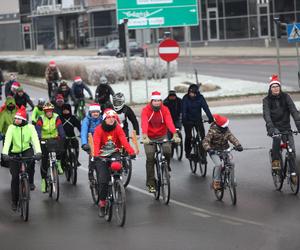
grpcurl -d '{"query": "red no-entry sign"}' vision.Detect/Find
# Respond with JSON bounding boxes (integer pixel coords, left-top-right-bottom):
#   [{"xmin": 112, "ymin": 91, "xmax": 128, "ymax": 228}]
[{"xmin": 158, "ymin": 39, "xmax": 180, "ymax": 62}]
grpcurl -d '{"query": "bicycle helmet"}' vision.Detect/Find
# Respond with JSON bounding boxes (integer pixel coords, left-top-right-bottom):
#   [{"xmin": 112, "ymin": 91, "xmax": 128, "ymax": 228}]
[
  {"xmin": 43, "ymin": 102, "xmax": 55, "ymax": 111},
  {"xmin": 37, "ymin": 98, "xmax": 45, "ymax": 106},
  {"xmin": 100, "ymin": 75, "xmax": 108, "ymax": 84},
  {"xmin": 112, "ymin": 92, "xmax": 125, "ymax": 112}
]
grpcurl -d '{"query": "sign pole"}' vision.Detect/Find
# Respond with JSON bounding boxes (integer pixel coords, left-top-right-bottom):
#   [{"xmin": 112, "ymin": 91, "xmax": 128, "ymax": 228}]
[
  {"xmin": 167, "ymin": 61, "xmax": 171, "ymax": 92},
  {"xmin": 124, "ymin": 20, "xmax": 133, "ymax": 104},
  {"xmin": 142, "ymin": 29, "xmax": 149, "ymax": 99},
  {"xmin": 273, "ymin": 18, "xmax": 281, "ymax": 80},
  {"xmin": 296, "ymin": 42, "xmax": 300, "ymax": 88}
]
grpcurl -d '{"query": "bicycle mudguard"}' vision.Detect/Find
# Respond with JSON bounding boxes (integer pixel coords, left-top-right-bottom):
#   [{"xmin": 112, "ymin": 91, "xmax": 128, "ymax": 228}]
[{"xmin": 131, "ymin": 130, "xmax": 139, "ymax": 155}]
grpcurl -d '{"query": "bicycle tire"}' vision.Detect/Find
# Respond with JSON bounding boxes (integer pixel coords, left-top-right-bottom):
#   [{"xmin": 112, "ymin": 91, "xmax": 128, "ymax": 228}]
[
  {"xmin": 114, "ymin": 180, "xmax": 126, "ymax": 227},
  {"xmin": 154, "ymin": 162, "xmax": 160, "ymax": 200},
  {"xmin": 122, "ymin": 158, "xmax": 132, "ymax": 188},
  {"xmin": 213, "ymin": 168, "xmax": 224, "ymax": 201},
  {"xmin": 70, "ymin": 151, "xmax": 77, "ymax": 185},
  {"xmin": 175, "ymin": 132, "xmax": 183, "ymax": 161},
  {"xmin": 90, "ymin": 169, "xmax": 99, "ymax": 205},
  {"xmin": 20, "ymin": 178, "xmax": 30, "ymax": 221},
  {"xmin": 50, "ymin": 166, "xmax": 60, "ymax": 201},
  {"xmin": 161, "ymin": 163, "xmax": 170, "ymax": 205},
  {"xmin": 270, "ymin": 149, "xmax": 284, "ymax": 191},
  {"xmin": 64, "ymin": 149, "xmax": 71, "ymax": 182},
  {"xmin": 288, "ymin": 159, "xmax": 299, "ymax": 194},
  {"xmin": 104, "ymin": 186, "xmax": 113, "ymax": 222},
  {"xmin": 228, "ymin": 172, "xmax": 237, "ymax": 205}
]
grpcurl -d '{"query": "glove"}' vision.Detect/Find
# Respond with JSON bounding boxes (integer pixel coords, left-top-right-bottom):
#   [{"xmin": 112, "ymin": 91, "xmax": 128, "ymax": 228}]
[
  {"xmin": 269, "ymin": 127, "xmax": 280, "ymax": 136},
  {"xmin": 130, "ymin": 154, "xmax": 136, "ymax": 160},
  {"xmin": 34, "ymin": 153, "xmax": 42, "ymax": 161},
  {"xmin": 207, "ymin": 149, "xmax": 215, "ymax": 156},
  {"xmin": 141, "ymin": 134, "xmax": 151, "ymax": 144},
  {"xmin": 82, "ymin": 144, "xmax": 91, "ymax": 153},
  {"xmin": 208, "ymin": 117, "xmax": 214, "ymax": 124},
  {"xmin": 89, "ymin": 97, "xmax": 93, "ymax": 100},
  {"xmin": 172, "ymin": 132, "xmax": 181, "ymax": 144},
  {"xmin": 235, "ymin": 145, "xmax": 243, "ymax": 152},
  {"xmin": 2, "ymin": 154, "xmax": 9, "ymax": 161}
]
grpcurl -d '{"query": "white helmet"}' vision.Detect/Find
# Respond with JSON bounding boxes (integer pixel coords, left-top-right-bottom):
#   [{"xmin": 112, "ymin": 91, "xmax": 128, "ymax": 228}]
[
  {"xmin": 112, "ymin": 92, "xmax": 125, "ymax": 112},
  {"xmin": 100, "ymin": 76, "xmax": 108, "ymax": 84}
]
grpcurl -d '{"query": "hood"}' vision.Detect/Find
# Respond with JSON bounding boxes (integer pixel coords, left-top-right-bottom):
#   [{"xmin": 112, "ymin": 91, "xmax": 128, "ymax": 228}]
[
  {"xmin": 188, "ymin": 84, "xmax": 201, "ymax": 96},
  {"xmin": 5, "ymin": 96, "xmax": 16, "ymax": 106},
  {"xmin": 62, "ymin": 104, "xmax": 72, "ymax": 115}
]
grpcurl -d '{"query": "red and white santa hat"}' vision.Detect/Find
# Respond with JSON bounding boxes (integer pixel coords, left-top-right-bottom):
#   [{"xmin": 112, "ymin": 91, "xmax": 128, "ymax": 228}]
[
  {"xmin": 151, "ymin": 91, "xmax": 162, "ymax": 100},
  {"xmin": 74, "ymin": 76, "xmax": 82, "ymax": 82},
  {"xmin": 103, "ymin": 108, "xmax": 121, "ymax": 123},
  {"xmin": 49, "ymin": 60, "xmax": 56, "ymax": 67},
  {"xmin": 213, "ymin": 114, "xmax": 229, "ymax": 128},
  {"xmin": 15, "ymin": 106, "xmax": 27, "ymax": 121},
  {"xmin": 269, "ymin": 74, "xmax": 281, "ymax": 87},
  {"xmin": 11, "ymin": 81, "xmax": 21, "ymax": 90},
  {"xmin": 88, "ymin": 103, "xmax": 101, "ymax": 112}
]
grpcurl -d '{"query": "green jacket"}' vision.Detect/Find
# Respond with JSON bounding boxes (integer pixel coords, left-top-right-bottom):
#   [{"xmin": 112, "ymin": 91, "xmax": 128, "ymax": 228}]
[
  {"xmin": 2, "ymin": 123, "xmax": 42, "ymax": 154},
  {"xmin": 0, "ymin": 97, "xmax": 17, "ymax": 135},
  {"xmin": 31, "ymin": 106, "xmax": 44, "ymax": 124}
]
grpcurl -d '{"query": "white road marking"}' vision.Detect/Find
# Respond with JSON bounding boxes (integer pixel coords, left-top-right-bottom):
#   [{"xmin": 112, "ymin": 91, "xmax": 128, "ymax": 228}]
[{"xmin": 191, "ymin": 212, "xmax": 212, "ymax": 218}]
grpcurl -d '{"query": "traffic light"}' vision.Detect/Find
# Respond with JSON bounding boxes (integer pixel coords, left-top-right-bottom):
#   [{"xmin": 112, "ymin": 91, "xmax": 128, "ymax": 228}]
[{"xmin": 118, "ymin": 23, "xmax": 126, "ymax": 54}]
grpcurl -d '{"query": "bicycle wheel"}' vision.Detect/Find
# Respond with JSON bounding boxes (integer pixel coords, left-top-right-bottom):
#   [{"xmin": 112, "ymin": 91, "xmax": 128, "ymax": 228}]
[
  {"xmin": 175, "ymin": 132, "xmax": 183, "ymax": 161},
  {"xmin": 50, "ymin": 165, "xmax": 60, "ymax": 201},
  {"xmin": 213, "ymin": 168, "xmax": 224, "ymax": 201},
  {"xmin": 161, "ymin": 163, "xmax": 171, "ymax": 205},
  {"xmin": 270, "ymin": 150, "xmax": 284, "ymax": 191},
  {"xmin": 64, "ymin": 150, "xmax": 71, "ymax": 182},
  {"xmin": 154, "ymin": 162, "xmax": 160, "ymax": 200},
  {"xmin": 90, "ymin": 169, "xmax": 99, "ymax": 205},
  {"xmin": 122, "ymin": 159, "xmax": 132, "ymax": 188},
  {"xmin": 113, "ymin": 180, "xmax": 126, "ymax": 227},
  {"xmin": 198, "ymin": 148, "xmax": 207, "ymax": 178},
  {"xmin": 228, "ymin": 172, "xmax": 237, "ymax": 205},
  {"xmin": 70, "ymin": 151, "xmax": 78, "ymax": 185},
  {"xmin": 20, "ymin": 178, "xmax": 30, "ymax": 221},
  {"xmin": 288, "ymin": 160, "xmax": 299, "ymax": 195},
  {"xmin": 104, "ymin": 187, "xmax": 113, "ymax": 222},
  {"xmin": 189, "ymin": 143, "xmax": 197, "ymax": 173}
]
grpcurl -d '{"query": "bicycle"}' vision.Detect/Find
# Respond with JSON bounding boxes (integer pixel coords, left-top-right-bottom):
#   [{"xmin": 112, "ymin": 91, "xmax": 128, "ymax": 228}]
[
  {"xmin": 269, "ymin": 130, "xmax": 299, "ymax": 194},
  {"xmin": 213, "ymin": 147, "xmax": 238, "ymax": 205},
  {"xmin": 120, "ymin": 149, "xmax": 132, "ymax": 188},
  {"xmin": 64, "ymin": 137, "xmax": 78, "ymax": 185},
  {"xmin": 9, "ymin": 156, "xmax": 36, "ymax": 221},
  {"xmin": 88, "ymin": 133, "xmax": 99, "ymax": 205},
  {"xmin": 171, "ymin": 128, "xmax": 183, "ymax": 161},
  {"xmin": 95, "ymin": 154, "xmax": 129, "ymax": 227},
  {"xmin": 75, "ymin": 98, "xmax": 86, "ymax": 121},
  {"xmin": 41, "ymin": 139, "xmax": 64, "ymax": 201},
  {"xmin": 189, "ymin": 122, "xmax": 208, "ymax": 177},
  {"xmin": 48, "ymin": 80, "xmax": 59, "ymax": 100}
]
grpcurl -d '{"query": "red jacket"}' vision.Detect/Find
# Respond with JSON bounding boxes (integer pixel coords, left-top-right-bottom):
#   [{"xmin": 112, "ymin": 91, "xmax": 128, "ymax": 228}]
[
  {"xmin": 93, "ymin": 123, "xmax": 135, "ymax": 157},
  {"xmin": 141, "ymin": 103, "xmax": 176, "ymax": 139}
]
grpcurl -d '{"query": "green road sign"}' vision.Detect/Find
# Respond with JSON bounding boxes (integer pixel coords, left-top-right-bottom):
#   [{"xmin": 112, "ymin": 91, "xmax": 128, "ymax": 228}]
[{"xmin": 116, "ymin": 0, "xmax": 199, "ymax": 29}]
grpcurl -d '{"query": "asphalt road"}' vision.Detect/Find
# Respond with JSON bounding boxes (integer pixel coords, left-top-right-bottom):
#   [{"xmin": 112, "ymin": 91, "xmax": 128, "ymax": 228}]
[{"xmin": 1, "ymin": 84, "xmax": 300, "ymax": 250}]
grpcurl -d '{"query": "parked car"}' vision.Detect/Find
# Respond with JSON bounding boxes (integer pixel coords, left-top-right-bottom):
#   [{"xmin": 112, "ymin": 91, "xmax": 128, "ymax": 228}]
[{"xmin": 97, "ymin": 39, "xmax": 147, "ymax": 57}]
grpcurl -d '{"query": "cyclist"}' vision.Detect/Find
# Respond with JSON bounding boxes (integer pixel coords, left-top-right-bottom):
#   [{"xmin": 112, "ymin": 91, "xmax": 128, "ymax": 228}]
[
  {"xmin": 81, "ymin": 103, "xmax": 103, "ymax": 180},
  {"xmin": 61, "ymin": 103, "xmax": 81, "ymax": 167},
  {"xmin": 182, "ymin": 84, "xmax": 214, "ymax": 160},
  {"xmin": 53, "ymin": 94, "xmax": 65, "ymax": 118},
  {"xmin": 4, "ymin": 73, "xmax": 18, "ymax": 98},
  {"xmin": 112, "ymin": 92, "xmax": 139, "ymax": 138},
  {"xmin": 45, "ymin": 60, "xmax": 62, "ymax": 99},
  {"xmin": 2, "ymin": 106, "xmax": 42, "ymax": 210},
  {"xmin": 263, "ymin": 74, "xmax": 300, "ymax": 176},
  {"xmin": 54, "ymin": 80, "xmax": 74, "ymax": 104},
  {"xmin": 71, "ymin": 76, "xmax": 93, "ymax": 115},
  {"xmin": 93, "ymin": 108, "xmax": 135, "ymax": 216},
  {"xmin": 14, "ymin": 87, "xmax": 34, "ymax": 111},
  {"xmin": 31, "ymin": 98, "xmax": 46, "ymax": 126},
  {"xmin": 95, "ymin": 76, "xmax": 114, "ymax": 111},
  {"xmin": 0, "ymin": 96, "xmax": 17, "ymax": 167},
  {"xmin": 203, "ymin": 114, "xmax": 243, "ymax": 190},
  {"xmin": 141, "ymin": 91, "xmax": 181, "ymax": 193},
  {"xmin": 35, "ymin": 102, "xmax": 65, "ymax": 193}
]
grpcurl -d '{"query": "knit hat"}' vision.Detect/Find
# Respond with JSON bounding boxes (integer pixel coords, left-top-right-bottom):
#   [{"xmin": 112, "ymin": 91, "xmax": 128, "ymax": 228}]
[
  {"xmin": 15, "ymin": 106, "xmax": 27, "ymax": 121},
  {"xmin": 11, "ymin": 82, "xmax": 21, "ymax": 90},
  {"xmin": 74, "ymin": 76, "xmax": 82, "ymax": 82},
  {"xmin": 49, "ymin": 60, "xmax": 56, "ymax": 67},
  {"xmin": 16, "ymin": 86, "xmax": 24, "ymax": 92},
  {"xmin": 269, "ymin": 74, "xmax": 281, "ymax": 87},
  {"xmin": 213, "ymin": 114, "xmax": 229, "ymax": 128},
  {"xmin": 151, "ymin": 91, "xmax": 162, "ymax": 100},
  {"xmin": 89, "ymin": 103, "xmax": 101, "ymax": 112}
]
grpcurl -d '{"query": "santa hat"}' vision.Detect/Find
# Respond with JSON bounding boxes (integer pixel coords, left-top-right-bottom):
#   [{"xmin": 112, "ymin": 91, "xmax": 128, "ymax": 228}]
[
  {"xmin": 89, "ymin": 103, "xmax": 101, "ymax": 112},
  {"xmin": 74, "ymin": 76, "xmax": 82, "ymax": 82},
  {"xmin": 49, "ymin": 60, "xmax": 56, "ymax": 67},
  {"xmin": 213, "ymin": 114, "xmax": 229, "ymax": 128},
  {"xmin": 103, "ymin": 108, "xmax": 121, "ymax": 123},
  {"xmin": 11, "ymin": 82, "xmax": 21, "ymax": 90},
  {"xmin": 15, "ymin": 106, "xmax": 27, "ymax": 121},
  {"xmin": 55, "ymin": 94, "xmax": 64, "ymax": 102},
  {"xmin": 151, "ymin": 91, "xmax": 162, "ymax": 100},
  {"xmin": 269, "ymin": 74, "xmax": 281, "ymax": 87}
]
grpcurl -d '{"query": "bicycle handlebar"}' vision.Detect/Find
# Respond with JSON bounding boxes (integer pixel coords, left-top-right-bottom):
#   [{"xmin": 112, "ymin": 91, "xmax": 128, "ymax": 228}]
[
  {"xmin": 271, "ymin": 130, "xmax": 298, "ymax": 138},
  {"xmin": 94, "ymin": 155, "xmax": 134, "ymax": 162},
  {"xmin": 8, "ymin": 156, "xmax": 35, "ymax": 162}
]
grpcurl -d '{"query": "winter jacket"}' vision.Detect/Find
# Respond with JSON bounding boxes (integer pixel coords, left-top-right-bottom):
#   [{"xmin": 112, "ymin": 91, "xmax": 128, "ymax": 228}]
[
  {"xmin": 182, "ymin": 85, "xmax": 213, "ymax": 124},
  {"xmin": 4, "ymin": 80, "xmax": 16, "ymax": 97},
  {"xmin": 93, "ymin": 123, "xmax": 135, "ymax": 157},
  {"xmin": 81, "ymin": 113, "xmax": 103, "ymax": 145},
  {"xmin": 14, "ymin": 92, "xmax": 34, "ymax": 110},
  {"xmin": 95, "ymin": 84, "xmax": 114, "ymax": 104},
  {"xmin": 2, "ymin": 123, "xmax": 41, "ymax": 154},
  {"xmin": 141, "ymin": 103, "xmax": 176, "ymax": 139},
  {"xmin": 45, "ymin": 66, "xmax": 61, "ymax": 82},
  {"xmin": 31, "ymin": 106, "xmax": 44, "ymax": 125},
  {"xmin": 61, "ymin": 115, "xmax": 81, "ymax": 138},
  {"xmin": 203, "ymin": 123, "xmax": 240, "ymax": 151},
  {"xmin": 263, "ymin": 92, "xmax": 300, "ymax": 134},
  {"xmin": 54, "ymin": 85, "xmax": 74, "ymax": 103},
  {"xmin": 71, "ymin": 82, "xmax": 93, "ymax": 100},
  {"xmin": 0, "ymin": 97, "xmax": 17, "ymax": 135},
  {"xmin": 163, "ymin": 95, "xmax": 182, "ymax": 124},
  {"xmin": 35, "ymin": 113, "xmax": 65, "ymax": 140},
  {"xmin": 116, "ymin": 105, "xmax": 140, "ymax": 137}
]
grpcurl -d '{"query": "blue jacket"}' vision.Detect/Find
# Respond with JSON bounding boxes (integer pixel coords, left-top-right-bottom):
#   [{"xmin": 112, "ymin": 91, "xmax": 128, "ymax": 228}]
[
  {"xmin": 81, "ymin": 113, "xmax": 103, "ymax": 145},
  {"xmin": 182, "ymin": 89, "xmax": 213, "ymax": 123}
]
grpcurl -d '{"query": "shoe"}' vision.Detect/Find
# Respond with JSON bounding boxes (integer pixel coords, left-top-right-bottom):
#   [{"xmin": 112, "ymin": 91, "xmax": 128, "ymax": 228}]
[
  {"xmin": 291, "ymin": 173, "xmax": 298, "ymax": 185},
  {"xmin": 147, "ymin": 185, "xmax": 156, "ymax": 193},
  {"xmin": 272, "ymin": 160, "xmax": 281, "ymax": 170},
  {"xmin": 98, "ymin": 200, "xmax": 107, "ymax": 218},
  {"xmin": 185, "ymin": 153, "xmax": 191, "ymax": 160},
  {"xmin": 11, "ymin": 202, "xmax": 17, "ymax": 212},
  {"xmin": 41, "ymin": 178, "xmax": 46, "ymax": 193},
  {"xmin": 77, "ymin": 160, "xmax": 81, "ymax": 167},
  {"xmin": 212, "ymin": 180, "xmax": 221, "ymax": 190},
  {"xmin": 30, "ymin": 183, "xmax": 36, "ymax": 191},
  {"xmin": 56, "ymin": 161, "xmax": 64, "ymax": 175}
]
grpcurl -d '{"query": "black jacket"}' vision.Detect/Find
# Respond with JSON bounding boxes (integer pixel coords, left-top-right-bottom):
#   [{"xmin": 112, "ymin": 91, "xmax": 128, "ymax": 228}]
[
  {"xmin": 61, "ymin": 115, "xmax": 81, "ymax": 138},
  {"xmin": 95, "ymin": 84, "xmax": 114, "ymax": 104},
  {"xmin": 115, "ymin": 105, "xmax": 139, "ymax": 137},
  {"xmin": 54, "ymin": 86, "xmax": 74, "ymax": 103},
  {"xmin": 263, "ymin": 92, "xmax": 300, "ymax": 134},
  {"xmin": 163, "ymin": 95, "xmax": 182, "ymax": 123},
  {"xmin": 5, "ymin": 80, "xmax": 15, "ymax": 97},
  {"xmin": 14, "ymin": 93, "xmax": 34, "ymax": 110}
]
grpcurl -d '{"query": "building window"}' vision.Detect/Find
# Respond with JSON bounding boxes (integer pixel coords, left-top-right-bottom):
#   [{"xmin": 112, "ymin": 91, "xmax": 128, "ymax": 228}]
[
  {"xmin": 224, "ymin": 0, "xmax": 247, "ymax": 17},
  {"xmin": 225, "ymin": 17, "xmax": 249, "ymax": 39}
]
